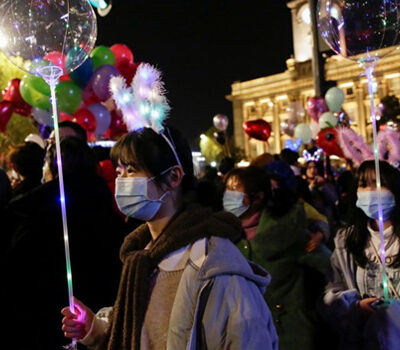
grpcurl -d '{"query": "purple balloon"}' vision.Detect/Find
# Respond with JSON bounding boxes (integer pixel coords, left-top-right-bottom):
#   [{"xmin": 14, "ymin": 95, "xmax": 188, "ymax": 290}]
[
  {"xmin": 88, "ymin": 103, "xmax": 111, "ymax": 137},
  {"xmin": 32, "ymin": 107, "xmax": 54, "ymax": 126},
  {"xmin": 91, "ymin": 64, "xmax": 120, "ymax": 101}
]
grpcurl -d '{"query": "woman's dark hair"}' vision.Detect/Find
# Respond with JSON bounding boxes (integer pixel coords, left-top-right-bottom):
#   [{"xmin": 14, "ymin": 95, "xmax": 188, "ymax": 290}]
[
  {"xmin": 280, "ymin": 148, "xmax": 299, "ymax": 166},
  {"xmin": 224, "ymin": 166, "xmax": 270, "ymax": 206},
  {"xmin": 10, "ymin": 142, "xmax": 45, "ymax": 179},
  {"xmin": 59, "ymin": 121, "xmax": 88, "ymax": 142},
  {"xmin": 46, "ymin": 137, "xmax": 98, "ymax": 177},
  {"xmin": 346, "ymin": 160, "xmax": 400, "ymax": 267},
  {"xmin": 303, "ymin": 160, "xmax": 325, "ymax": 178},
  {"xmin": 110, "ymin": 126, "xmax": 195, "ymax": 194}
]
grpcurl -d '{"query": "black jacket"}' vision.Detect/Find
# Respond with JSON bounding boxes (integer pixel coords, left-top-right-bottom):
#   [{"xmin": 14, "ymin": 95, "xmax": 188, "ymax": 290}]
[{"xmin": 2, "ymin": 174, "xmax": 130, "ymax": 349}]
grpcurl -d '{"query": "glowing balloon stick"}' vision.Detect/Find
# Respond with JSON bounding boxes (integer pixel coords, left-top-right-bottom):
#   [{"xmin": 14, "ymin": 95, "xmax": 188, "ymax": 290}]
[
  {"xmin": 364, "ymin": 62, "xmax": 389, "ymax": 299},
  {"xmin": 38, "ymin": 65, "xmax": 77, "ymax": 349}
]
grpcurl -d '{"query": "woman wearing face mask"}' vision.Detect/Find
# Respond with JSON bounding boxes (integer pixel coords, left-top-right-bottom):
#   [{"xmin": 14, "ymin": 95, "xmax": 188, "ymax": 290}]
[
  {"xmin": 61, "ymin": 127, "xmax": 278, "ymax": 350},
  {"xmin": 224, "ymin": 165, "xmax": 331, "ymax": 350},
  {"xmin": 323, "ymin": 160, "xmax": 400, "ymax": 349},
  {"xmin": 304, "ymin": 160, "xmax": 339, "ymax": 237}
]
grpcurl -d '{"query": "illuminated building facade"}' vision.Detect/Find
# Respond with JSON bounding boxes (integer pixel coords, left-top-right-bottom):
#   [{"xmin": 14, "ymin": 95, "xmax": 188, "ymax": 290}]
[{"xmin": 227, "ymin": 0, "xmax": 400, "ymax": 159}]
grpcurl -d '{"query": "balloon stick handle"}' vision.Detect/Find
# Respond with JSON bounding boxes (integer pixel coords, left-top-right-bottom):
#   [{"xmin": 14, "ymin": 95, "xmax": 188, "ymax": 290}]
[
  {"xmin": 365, "ymin": 64, "xmax": 389, "ymax": 299},
  {"xmin": 38, "ymin": 66, "xmax": 78, "ymax": 348}
]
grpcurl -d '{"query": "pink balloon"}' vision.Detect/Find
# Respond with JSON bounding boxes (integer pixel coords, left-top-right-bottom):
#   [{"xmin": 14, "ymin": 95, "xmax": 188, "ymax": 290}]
[
  {"xmin": 307, "ymin": 97, "xmax": 329, "ymax": 123},
  {"xmin": 44, "ymin": 51, "xmax": 66, "ymax": 74}
]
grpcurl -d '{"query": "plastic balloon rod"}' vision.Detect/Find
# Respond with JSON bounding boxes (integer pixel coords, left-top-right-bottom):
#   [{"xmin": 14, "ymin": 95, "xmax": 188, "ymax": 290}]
[
  {"xmin": 39, "ymin": 65, "xmax": 77, "ymax": 350},
  {"xmin": 365, "ymin": 64, "xmax": 389, "ymax": 299}
]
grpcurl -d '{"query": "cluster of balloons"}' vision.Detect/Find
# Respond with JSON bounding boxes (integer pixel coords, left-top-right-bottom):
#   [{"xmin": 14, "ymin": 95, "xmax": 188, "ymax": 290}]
[{"xmin": 1, "ymin": 44, "xmax": 137, "ymax": 140}]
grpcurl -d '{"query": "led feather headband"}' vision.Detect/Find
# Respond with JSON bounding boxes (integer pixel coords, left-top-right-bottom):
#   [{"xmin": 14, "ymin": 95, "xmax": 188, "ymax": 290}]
[
  {"xmin": 110, "ymin": 64, "xmax": 183, "ymax": 168},
  {"xmin": 302, "ymin": 148, "xmax": 324, "ymax": 162},
  {"xmin": 337, "ymin": 127, "xmax": 400, "ymax": 168}
]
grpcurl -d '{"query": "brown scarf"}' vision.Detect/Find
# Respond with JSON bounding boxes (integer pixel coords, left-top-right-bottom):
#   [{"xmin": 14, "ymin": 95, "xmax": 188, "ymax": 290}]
[{"xmin": 96, "ymin": 207, "xmax": 242, "ymax": 350}]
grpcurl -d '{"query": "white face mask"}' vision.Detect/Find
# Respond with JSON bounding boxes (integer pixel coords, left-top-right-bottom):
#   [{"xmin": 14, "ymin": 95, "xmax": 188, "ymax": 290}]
[
  {"xmin": 115, "ymin": 169, "xmax": 171, "ymax": 221},
  {"xmin": 223, "ymin": 190, "xmax": 249, "ymax": 217}
]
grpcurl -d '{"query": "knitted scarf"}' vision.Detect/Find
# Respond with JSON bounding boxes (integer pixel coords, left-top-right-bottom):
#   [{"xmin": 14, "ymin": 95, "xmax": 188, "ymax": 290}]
[{"xmin": 96, "ymin": 207, "xmax": 242, "ymax": 350}]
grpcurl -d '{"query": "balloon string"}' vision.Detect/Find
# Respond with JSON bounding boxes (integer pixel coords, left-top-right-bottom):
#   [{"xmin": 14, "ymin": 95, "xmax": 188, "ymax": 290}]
[
  {"xmin": 365, "ymin": 64, "xmax": 389, "ymax": 299},
  {"xmin": 43, "ymin": 67, "xmax": 78, "ymax": 350}
]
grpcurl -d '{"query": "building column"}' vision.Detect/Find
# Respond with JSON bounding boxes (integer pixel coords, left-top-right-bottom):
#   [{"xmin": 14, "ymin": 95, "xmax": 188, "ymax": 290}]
[
  {"xmin": 272, "ymin": 99, "xmax": 281, "ymax": 154},
  {"xmin": 232, "ymin": 99, "xmax": 245, "ymax": 151},
  {"xmin": 241, "ymin": 103, "xmax": 250, "ymax": 158},
  {"xmin": 355, "ymin": 82, "xmax": 367, "ymax": 140}
]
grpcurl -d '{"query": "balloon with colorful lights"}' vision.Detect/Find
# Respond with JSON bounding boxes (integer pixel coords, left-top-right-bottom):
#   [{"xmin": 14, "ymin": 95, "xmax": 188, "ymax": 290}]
[
  {"xmin": 0, "ymin": 0, "xmax": 97, "ymax": 76},
  {"xmin": 318, "ymin": 0, "xmax": 400, "ymax": 64}
]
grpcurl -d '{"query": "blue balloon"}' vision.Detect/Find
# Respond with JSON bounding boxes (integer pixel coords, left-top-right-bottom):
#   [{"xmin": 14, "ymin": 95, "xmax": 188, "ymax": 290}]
[{"xmin": 69, "ymin": 57, "xmax": 94, "ymax": 88}]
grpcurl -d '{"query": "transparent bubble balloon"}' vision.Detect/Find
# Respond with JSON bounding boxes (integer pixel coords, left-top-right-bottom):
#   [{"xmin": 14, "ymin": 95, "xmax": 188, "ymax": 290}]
[
  {"xmin": 0, "ymin": 0, "xmax": 97, "ymax": 76},
  {"xmin": 318, "ymin": 0, "xmax": 400, "ymax": 65}
]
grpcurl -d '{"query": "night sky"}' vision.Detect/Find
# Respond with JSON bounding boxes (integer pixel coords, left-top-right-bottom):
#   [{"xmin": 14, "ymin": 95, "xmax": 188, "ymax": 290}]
[{"xmin": 97, "ymin": 0, "xmax": 293, "ymax": 148}]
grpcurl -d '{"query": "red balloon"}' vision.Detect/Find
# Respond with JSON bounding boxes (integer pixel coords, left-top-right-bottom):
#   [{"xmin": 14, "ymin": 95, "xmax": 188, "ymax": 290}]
[
  {"xmin": 44, "ymin": 51, "xmax": 66, "ymax": 74},
  {"xmin": 73, "ymin": 108, "xmax": 97, "ymax": 136},
  {"xmin": 82, "ymin": 84, "xmax": 102, "ymax": 106},
  {"xmin": 243, "ymin": 119, "xmax": 271, "ymax": 141},
  {"xmin": 2, "ymin": 79, "xmax": 32, "ymax": 116},
  {"xmin": 0, "ymin": 100, "xmax": 14, "ymax": 132},
  {"xmin": 60, "ymin": 112, "xmax": 74, "ymax": 122},
  {"xmin": 3, "ymin": 79, "xmax": 24, "ymax": 103},
  {"xmin": 118, "ymin": 61, "xmax": 140, "ymax": 85},
  {"xmin": 307, "ymin": 97, "xmax": 329, "ymax": 123},
  {"xmin": 59, "ymin": 74, "xmax": 71, "ymax": 82},
  {"xmin": 106, "ymin": 110, "xmax": 127, "ymax": 139},
  {"xmin": 316, "ymin": 127, "xmax": 344, "ymax": 157},
  {"xmin": 110, "ymin": 44, "xmax": 134, "ymax": 66}
]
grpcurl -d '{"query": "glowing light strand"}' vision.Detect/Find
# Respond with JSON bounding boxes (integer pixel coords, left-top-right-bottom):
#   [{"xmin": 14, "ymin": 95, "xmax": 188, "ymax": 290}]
[{"xmin": 38, "ymin": 65, "xmax": 77, "ymax": 350}]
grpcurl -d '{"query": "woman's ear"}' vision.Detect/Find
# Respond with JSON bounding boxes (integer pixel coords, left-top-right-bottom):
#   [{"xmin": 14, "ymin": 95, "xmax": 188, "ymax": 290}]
[{"xmin": 165, "ymin": 166, "xmax": 185, "ymax": 190}]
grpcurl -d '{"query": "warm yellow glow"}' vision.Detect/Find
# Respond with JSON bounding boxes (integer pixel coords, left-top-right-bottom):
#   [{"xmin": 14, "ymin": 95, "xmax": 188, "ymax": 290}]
[
  {"xmin": 200, "ymin": 134, "xmax": 207, "ymax": 140},
  {"xmin": 237, "ymin": 160, "xmax": 250, "ymax": 168},
  {"xmin": 276, "ymin": 94, "xmax": 288, "ymax": 101},
  {"xmin": 339, "ymin": 82, "xmax": 354, "ymax": 88},
  {"xmin": 384, "ymin": 73, "xmax": 400, "ymax": 79},
  {"xmin": 244, "ymin": 101, "xmax": 255, "ymax": 107}
]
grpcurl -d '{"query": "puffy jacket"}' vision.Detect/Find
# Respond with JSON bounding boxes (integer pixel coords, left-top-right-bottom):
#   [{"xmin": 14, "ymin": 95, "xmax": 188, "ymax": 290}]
[{"xmin": 83, "ymin": 236, "xmax": 278, "ymax": 350}]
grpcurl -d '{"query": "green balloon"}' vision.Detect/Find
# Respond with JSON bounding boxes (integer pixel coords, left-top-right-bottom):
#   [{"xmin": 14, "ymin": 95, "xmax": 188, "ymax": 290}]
[
  {"xmin": 90, "ymin": 46, "xmax": 116, "ymax": 69},
  {"xmin": 325, "ymin": 87, "xmax": 345, "ymax": 113},
  {"xmin": 19, "ymin": 74, "xmax": 51, "ymax": 110},
  {"xmin": 56, "ymin": 81, "xmax": 82, "ymax": 115}
]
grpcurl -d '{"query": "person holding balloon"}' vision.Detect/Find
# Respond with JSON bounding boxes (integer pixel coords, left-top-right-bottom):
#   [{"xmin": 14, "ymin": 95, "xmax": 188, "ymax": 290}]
[
  {"xmin": 61, "ymin": 65, "xmax": 278, "ymax": 350},
  {"xmin": 223, "ymin": 164, "xmax": 331, "ymax": 350},
  {"xmin": 323, "ymin": 160, "xmax": 400, "ymax": 349},
  {"xmin": 60, "ymin": 127, "xmax": 278, "ymax": 350}
]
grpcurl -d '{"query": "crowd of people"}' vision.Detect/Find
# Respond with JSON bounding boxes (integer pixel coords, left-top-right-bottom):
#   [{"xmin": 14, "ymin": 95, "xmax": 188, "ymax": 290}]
[{"xmin": 1, "ymin": 121, "xmax": 400, "ymax": 350}]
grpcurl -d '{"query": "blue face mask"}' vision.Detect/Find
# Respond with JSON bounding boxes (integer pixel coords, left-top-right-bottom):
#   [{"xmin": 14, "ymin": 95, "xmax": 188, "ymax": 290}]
[
  {"xmin": 115, "ymin": 168, "xmax": 171, "ymax": 221},
  {"xmin": 356, "ymin": 190, "xmax": 396, "ymax": 221},
  {"xmin": 223, "ymin": 190, "xmax": 249, "ymax": 217}
]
